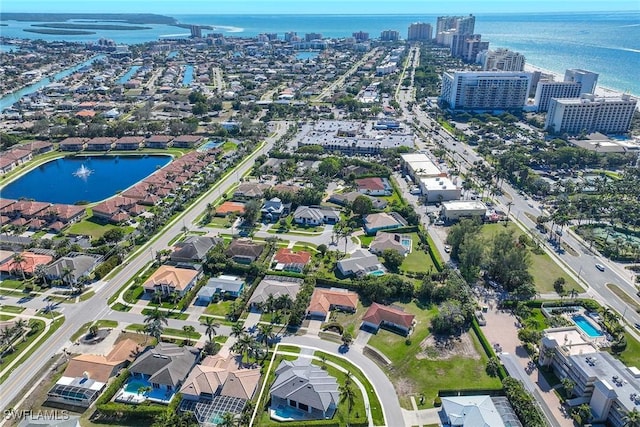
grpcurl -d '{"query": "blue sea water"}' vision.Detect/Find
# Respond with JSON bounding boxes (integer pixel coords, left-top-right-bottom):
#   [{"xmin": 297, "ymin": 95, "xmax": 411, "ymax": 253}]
[
  {"xmin": 1, "ymin": 155, "xmax": 171, "ymax": 204},
  {"xmin": 0, "ymin": 12, "xmax": 638, "ymax": 95}
]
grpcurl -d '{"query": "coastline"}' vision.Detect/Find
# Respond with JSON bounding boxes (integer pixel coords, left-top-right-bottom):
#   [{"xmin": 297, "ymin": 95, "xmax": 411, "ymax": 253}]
[{"xmin": 523, "ymin": 63, "xmax": 624, "ymax": 97}]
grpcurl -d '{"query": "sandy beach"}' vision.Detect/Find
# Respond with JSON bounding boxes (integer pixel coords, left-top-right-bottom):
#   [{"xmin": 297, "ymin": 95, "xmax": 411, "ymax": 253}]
[{"xmin": 524, "ymin": 63, "xmax": 623, "ymax": 97}]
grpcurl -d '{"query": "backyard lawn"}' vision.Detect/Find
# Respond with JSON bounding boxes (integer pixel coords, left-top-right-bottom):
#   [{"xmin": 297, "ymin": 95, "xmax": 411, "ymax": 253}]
[
  {"xmin": 480, "ymin": 223, "xmax": 582, "ymax": 293},
  {"xmin": 401, "ymin": 233, "xmax": 437, "ymax": 274},
  {"xmin": 368, "ymin": 302, "xmax": 501, "ymax": 408},
  {"xmin": 203, "ymin": 300, "xmax": 234, "ymax": 317}
]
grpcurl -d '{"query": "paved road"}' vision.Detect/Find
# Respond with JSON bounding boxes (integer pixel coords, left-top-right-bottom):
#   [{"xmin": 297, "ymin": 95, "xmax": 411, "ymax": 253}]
[{"xmin": 0, "ymin": 123, "xmax": 287, "ymax": 410}]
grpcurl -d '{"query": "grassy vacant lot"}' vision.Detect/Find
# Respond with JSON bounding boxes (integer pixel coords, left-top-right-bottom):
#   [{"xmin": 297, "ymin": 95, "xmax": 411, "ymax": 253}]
[
  {"xmin": 66, "ymin": 217, "xmax": 133, "ymax": 240},
  {"xmin": 480, "ymin": 223, "xmax": 582, "ymax": 293},
  {"xmin": 331, "ymin": 301, "xmax": 369, "ymax": 338},
  {"xmin": 203, "ymin": 299, "xmax": 234, "ymax": 316},
  {"xmin": 401, "ymin": 233, "xmax": 437, "ymax": 274},
  {"xmin": 368, "ymin": 301, "xmax": 501, "ymax": 408}
]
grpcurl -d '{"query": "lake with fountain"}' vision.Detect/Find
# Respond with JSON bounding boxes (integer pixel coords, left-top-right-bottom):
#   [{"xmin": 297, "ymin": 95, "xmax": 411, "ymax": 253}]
[{"xmin": 1, "ymin": 155, "xmax": 171, "ymax": 204}]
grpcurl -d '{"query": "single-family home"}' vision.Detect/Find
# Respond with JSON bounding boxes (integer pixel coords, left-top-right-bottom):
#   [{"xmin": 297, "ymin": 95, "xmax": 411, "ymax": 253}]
[
  {"xmin": 215, "ymin": 201, "xmax": 245, "ymax": 217},
  {"xmin": 142, "ymin": 265, "xmax": 201, "ymax": 296},
  {"xmin": 261, "ymin": 197, "xmax": 288, "ymax": 222},
  {"xmin": 180, "ymin": 348, "xmax": 261, "ymax": 403},
  {"xmin": 327, "ymin": 191, "xmax": 388, "ymax": 210},
  {"xmin": 248, "ymin": 275, "xmax": 302, "ymax": 307},
  {"xmin": 171, "ymin": 235, "xmax": 222, "ymax": 263},
  {"xmin": 292, "ymin": 206, "xmax": 339, "ymax": 226},
  {"xmin": 233, "ymin": 182, "xmax": 270, "ymax": 199},
  {"xmin": 125, "ymin": 343, "xmax": 200, "ymax": 404},
  {"xmin": 361, "ymin": 303, "xmax": 415, "ymax": 336},
  {"xmin": 369, "ymin": 233, "xmax": 412, "ymax": 256},
  {"xmin": 440, "ymin": 395, "xmax": 517, "ymax": 427},
  {"xmin": 307, "ymin": 288, "xmax": 359, "ymax": 319},
  {"xmin": 272, "ymin": 248, "xmax": 311, "ymax": 273},
  {"xmin": 363, "ymin": 212, "xmax": 407, "ymax": 235},
  {"xmin": 46, "ymin": 338, "xmax": 140, "ymax": 409},
  {"xmin": 336, "ymin": 249, "xmax": 385, "ymax": 278},
  {"xmin": 269, "ymin": 358, "xmax": 339, "ymax": 420},
  {"xmin": 45, "ymin": 253, "xmax": 102, "ymax": 285},
  {"xmin": 355, "ymin": 177, "xmax": 393, "ymax": 196},
  {"xmin": 0, "ymin": 251, "xmax": 53, "ymax": 277},
  {"xmin": 196, "ymin": 275, "xmax": 245, "ymax": 304},
  {"xmin": 225, "ymin": 239, "xmax": 265, "ymax": 264}
]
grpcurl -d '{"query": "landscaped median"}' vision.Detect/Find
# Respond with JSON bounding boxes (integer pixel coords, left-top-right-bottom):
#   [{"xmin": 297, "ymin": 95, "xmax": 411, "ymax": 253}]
[{"xmin": 251, "ymin": 343, "xmax": 385, "ymax": 427}]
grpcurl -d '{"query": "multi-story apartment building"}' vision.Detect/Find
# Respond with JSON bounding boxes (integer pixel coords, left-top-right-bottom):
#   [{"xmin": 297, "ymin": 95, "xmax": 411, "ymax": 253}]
[
  {"xmin": 460, "ymin": 34, "xmax": 489, "ymax": 63},
  {"xmin": 380, "ymin": 30, "xmax": 400, "ymax": 42},
  {"xmin": 479, "ymin": 48, "xmax": 526, "ymax": 72},
  {"xmin": 305, "ymin": 33, "xmax": 323, "ymax": 42},
  {"xmin": 439, "ymin": 71, "xmax": 531, "ymax": 111},
  {"xmin": 545, "ymin": 93, "xmax": 637, "ymax": 134},
  {"xmin": 540, "ymin": 327, "xmax": 640, "ymax": 427},
  {"xmin": 407, "ymin": 22, "xmax": 432, "ymax": 41},
  {"xmin": 534, "ymin": 82, "xmax": 583, "ymax": 112},
  {"xmin": 565, "ymin": 69, "xmax": 599, "ymax": 95},
  {"xmin": 352, "ymin": 31, "xmax": 369, "ymax": 42},
  {"xmin": 436, "ymin": 14, "xmax": 476, "ymax": 57}
]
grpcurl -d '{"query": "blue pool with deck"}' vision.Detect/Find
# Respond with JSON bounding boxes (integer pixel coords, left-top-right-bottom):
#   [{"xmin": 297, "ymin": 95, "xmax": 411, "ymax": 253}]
[{"xmin": 572, "ymin": 314, "xmax": 603, "ymax": 337}]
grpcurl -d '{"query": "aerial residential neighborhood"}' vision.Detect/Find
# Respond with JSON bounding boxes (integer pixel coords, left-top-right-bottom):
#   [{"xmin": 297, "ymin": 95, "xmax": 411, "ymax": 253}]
[{"xmin": 0, "ymin": 7, "xmax": 639, "ymax": 427}]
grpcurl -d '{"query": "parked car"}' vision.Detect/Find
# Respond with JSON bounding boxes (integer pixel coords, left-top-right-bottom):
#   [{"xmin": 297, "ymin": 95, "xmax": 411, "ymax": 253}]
[{"xmin": 444, "ymin": 245, "xmax": 451, "ymax": 253}]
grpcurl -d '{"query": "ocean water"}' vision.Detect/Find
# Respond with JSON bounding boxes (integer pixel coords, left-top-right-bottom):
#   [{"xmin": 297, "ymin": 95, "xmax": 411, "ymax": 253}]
[{"xmin": 0, "ymin": 11, "xmax": 638, "ymax": 95}]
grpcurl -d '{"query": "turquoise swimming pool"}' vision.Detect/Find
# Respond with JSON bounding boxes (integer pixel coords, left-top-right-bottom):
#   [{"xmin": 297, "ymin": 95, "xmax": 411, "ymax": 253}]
[
  {"xmin": 573, "ymin": 315, "xmax": 603, "ymax": 337},
  {"xmin": 368, "ymin": 270, "xmax": 385, "ymax": 276}
]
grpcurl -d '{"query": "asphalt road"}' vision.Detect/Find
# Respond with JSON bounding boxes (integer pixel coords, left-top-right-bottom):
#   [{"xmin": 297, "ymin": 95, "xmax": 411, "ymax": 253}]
[{"xmin": 0, "ymin": 122, "xmax": 286, "ymax": 410}]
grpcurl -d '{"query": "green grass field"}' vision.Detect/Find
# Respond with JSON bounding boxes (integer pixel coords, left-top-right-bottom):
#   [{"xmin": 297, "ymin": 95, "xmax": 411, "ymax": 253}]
[
  {"xmin": 203, "ymin": 300, "xmax": 234, "ymax": 317},
  {"xmin": 479, "ymin": 223, "xmax": 582, "ymax": 293},
  {"xmin": 368, "ymin": 302, "xmax": 501, "ymax": 408},
  {"xmin": 401, "ymin": 233, "xmax": 437, "ymax": 273},
  {"xmin": 66, "ymin": 218, "xmax": 133, "ymax": 240}
]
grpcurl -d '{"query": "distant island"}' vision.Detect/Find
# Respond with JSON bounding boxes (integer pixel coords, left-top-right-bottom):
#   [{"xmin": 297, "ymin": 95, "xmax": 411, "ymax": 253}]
[
  {"xmin": 23, "ymin": 29, "xmax": 95, "ymax": 35},
  {"xmin": 0, "ymin": 13, "xmax": 177, "ymax": 25},
  {"xmin": 33, "ymin": 23, "xmax": 152, "ymax": 31}
]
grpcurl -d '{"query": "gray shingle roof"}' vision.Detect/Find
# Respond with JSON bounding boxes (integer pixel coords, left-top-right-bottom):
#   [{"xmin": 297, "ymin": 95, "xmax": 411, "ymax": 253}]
[
  {"xmin": 129, "ymin": 343, "xmax": 199, "ymax": 387},
  {"xmin": 171, "ymin": 236, "xmax": 222, "ymax": 262}
]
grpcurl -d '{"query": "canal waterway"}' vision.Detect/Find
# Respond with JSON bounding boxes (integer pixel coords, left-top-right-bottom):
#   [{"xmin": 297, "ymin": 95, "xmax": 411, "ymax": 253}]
[
  {"xmin": 1, "ymin": 155, "xmax": 171, "ymax": 204},
  {"xmin": 0, "ymin": 55, "xmax": 105, "ymax": 112}
]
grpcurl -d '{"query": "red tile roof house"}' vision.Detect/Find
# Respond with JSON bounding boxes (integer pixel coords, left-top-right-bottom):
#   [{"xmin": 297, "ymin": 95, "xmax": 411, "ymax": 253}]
[
  {"xmin": 59, "ymin": 137, "xmax": 88, "ymax": 152},
  {"xmin": 5, "ymin": 201, "xmax": 51, "ymax": 220},
  {"xmin": 44, "ymin": 204, "xmax": 86, "ymax": 225},
  {"xmin": 272, "ymin": 248, "xmax": 311, "ymax": 273},
  {"xmin": 172, "ymin": 135, "xmax": 204, "ymax": 148},
  {"xmin": 143, "ymin": 265, "xmax": 201, "ymax": 297},
  {"xmin": 215, "ymin": 201, "xmax": 245, "ymax": 217},
  {"xmin": 0, "ymin": 148, "xmax": 32, "ymax": 174},
  {"xmin": 0, "ymin": 252, "xmax": 54, "ymax": 277},
  {"xmin": 145, "ymin": 135, "xmax": 174, "ymax": 149},
  {"xmin": 307, "ymin": 288, "xmax": 359, "ymax": 320},
  {"xmin": 92, "ymin": 196, "xmax": 137, "ymax": 223},
  {"xmin": 85, "ymin": 137, "xmax": 115, "ymax": 151},
  {"xmin": 355, "ymin": 177, "xmax": 393, "ymax": 196},
  {"xmin": 361, "ymin": 303, "xmax": 415, "ymax": 336},
  {"xmin": 114, "ymin": 136, "xmax": 145, "ymax": 150}
]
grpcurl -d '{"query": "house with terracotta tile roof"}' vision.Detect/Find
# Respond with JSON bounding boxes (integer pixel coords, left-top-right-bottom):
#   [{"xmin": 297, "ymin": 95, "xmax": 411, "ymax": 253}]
[
  {"xmin": 45, "ymin": 204, "xmax": 86, "ymax": 224},
  {"xmin": 307, "ymin": 288, "xmax": 359, "ymax": 319},
  {"xmin": 59, "ymin": 338, "xmax": 140, "ymax": 383},
  {"xmin": 58, "ymin": 137, "xmax": 88, "ymax": 152},
  {"xmin": 1, "ymin": 200, "xmax": 51, "ymax": 220},
  {"xmin": 272, "ymin": 248, "xmax": 311, "ymax": 273},
  {"xmin": 92, "ymin": 196, "xmax": 137, "ymax": 223},
  {"xmin": 75, "ymin": 109, "xmax": 96, "ymax": 119},
  {"xmin": 143, "ymin": 265, "xmax": 202, "ymax": 296},
  {"xmin": 0, "ymin": 148, "xmax": 32, "ymax": 174},
  {"xmin": 85, "ymin": 137, "xmax": 115, "ymax": 151},
  {"xmin": 215, "ymin": 201, "xmax": 245, "ymax": 217},
  {"xmin": 361, "ymin": 303, "xmax": 415, "ymax": 335},
  {"xmin": 0, "ymin": 251, "xmax": 53, "ymax": 276},
  {"xmin": 180, "ymin": 348, "xmax": 261, "ymax": 403},
  {"xmin": 355, "ymin": 177, "xmax": 393, "ymax": 196},
  {"xmin": 145, "ymin": 135, "xmax": 174, "ymax": 149},
  {"xmin": 115, "ymin": 136, "xmax": 145, "ymax": 150}
]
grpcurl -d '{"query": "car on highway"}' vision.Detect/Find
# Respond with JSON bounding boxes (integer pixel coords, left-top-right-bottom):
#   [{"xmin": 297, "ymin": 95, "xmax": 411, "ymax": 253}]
[
  {"xmin": 595, "ymin": 263, "xmax": 605, "ymax": 272},
  {"xmin": 635, "ymin": 323, "xmax": 640, "ymax": 330}
]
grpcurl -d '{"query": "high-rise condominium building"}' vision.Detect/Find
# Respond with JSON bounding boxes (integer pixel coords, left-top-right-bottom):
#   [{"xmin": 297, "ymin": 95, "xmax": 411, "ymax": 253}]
[
  {"xmin": 460, "ymin": 35, "xmax": 489, "ymax": 63},
  {"xmin": 564, "ymin": 69, "xmax": 599, "ymax": 95},
  {"xmin": 380, "ymin": 30, "xmax": 400, "ymax": 41},
  {"xmin": 305, "ymin": 33, "xmax": 323, "ymax": 42},
  {"xmin": 479, "ymin": 48, "xmax": 526, "ymax": 71},
  {"xmin": 284, "ymin": 32, "xmax": 298, "ymax": 42},
  {"xmin": 545, "ymin": 93, "xmax": 637, "ymax": 134},
  {"xmin": 440, "ymin": 71, "xmax": 531, "ymax": 111},
  {"xmin": 352, "ymin": 31, "xmax": 369, "ymax": 42},
  {"xmin": 407, "ymin": 23, "xmax": 432, "ymax": 41}
]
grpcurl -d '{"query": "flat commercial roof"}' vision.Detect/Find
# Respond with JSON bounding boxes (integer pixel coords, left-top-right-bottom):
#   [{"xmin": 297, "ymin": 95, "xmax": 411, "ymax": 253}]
[{"xmin": 442, "ymin": 200, "xmax": 487, "ymax": 210}]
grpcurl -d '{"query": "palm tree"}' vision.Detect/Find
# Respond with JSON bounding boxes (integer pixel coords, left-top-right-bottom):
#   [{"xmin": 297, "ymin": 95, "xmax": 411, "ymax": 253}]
[
  {"xmin": 34, "ymin": 264, "xmax": 48, "ymax": 287},
  {"xmin": 257, "ymin": 323, "xmax": 275, "ymax": 357},
  {"xmin": 561, "ymin": 377, "xmax": 576, "ymax": 398},
  {"xmin": 13, "ymin": 319, "xmax": 28, "ymax": 342},
  {"xmin": 339, "ymin": 380, "xmax": 356, "ymax": 426},
  {"xmin": 217, "ymin": 412, "xmax": 237, "ymax": 427},
  {"xmin": 1, "ymin": 326, "xmax": 15, "ymax": 352},
  {"xmin": 145, "ymin": 319, "xmax": 164, "ymax": 343},
  {"xmin": 276, "ymin": 294, "xmax": 293, "ymax": 314},
  {"xmin": 232, "ymin": 333, "xmax": 257, "ymax": 365},
  {"xmin": 623, "ymin": 407, "xmax": 640, "ymax": 427},
  {"xmin": 61, "ymin": 266, "xmax": 74, "ymax": 287},
  {"xmin": 10, "ymin": 252, "xmax": 26, "ymax": 280},
  {"xmin": 201, "ymin": 317, "xmax": 220, "ymax": 342},
  {"xmin": 153, "ymin": 289, "xmax": 164, "ymax": 305},
  {"xmin": 182, "ymin": 325, "xmax": 196, "ymax": 346},
  {"xmin": 144, "ymin": 307, "xmax": 168, "ymax": 326},
  {"xmin": 230, "ymin": 322, "xmax": 246, "ymax": 338}
]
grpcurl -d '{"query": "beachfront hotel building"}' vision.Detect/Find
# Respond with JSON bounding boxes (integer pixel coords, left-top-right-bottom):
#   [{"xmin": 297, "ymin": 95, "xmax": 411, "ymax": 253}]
[
  {"xmin": 439, "ymin": 71, "xmax": 531, "ymax": 111},
  {"xmin": 478, "ymin": 48, "xmax": 526, "ymax": 72},
  {"xmin": 407, "ymin": 22, "xmax": 432, "ymax": 41},
  {"xmin": 534, "ymin": 69, "xmax": 599, "ymax": 112},
  {"xmin": 545, "ymin": 93, "xmax": 637, "ymax": 134},
  {"xmin": 539, "ymin": 327, "xmax": 640, "ymax": 427},
  {"xmin": 380, "ymin": 30, "xmax": 400, "ymax": 42}
]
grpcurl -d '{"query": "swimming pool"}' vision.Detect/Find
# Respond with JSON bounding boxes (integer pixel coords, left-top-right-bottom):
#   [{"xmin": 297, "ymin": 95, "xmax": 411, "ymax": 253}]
[
  {"xmin": 573, "ymin": 315, "xmax": 603, "ymax": 337},
  {"xmin": 368, "ymin": 270, "xmax": 385, "ymax": 276},
  {"xmin": 125, "ymin": 379, "xmax": 150, "ymax": 394}
]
